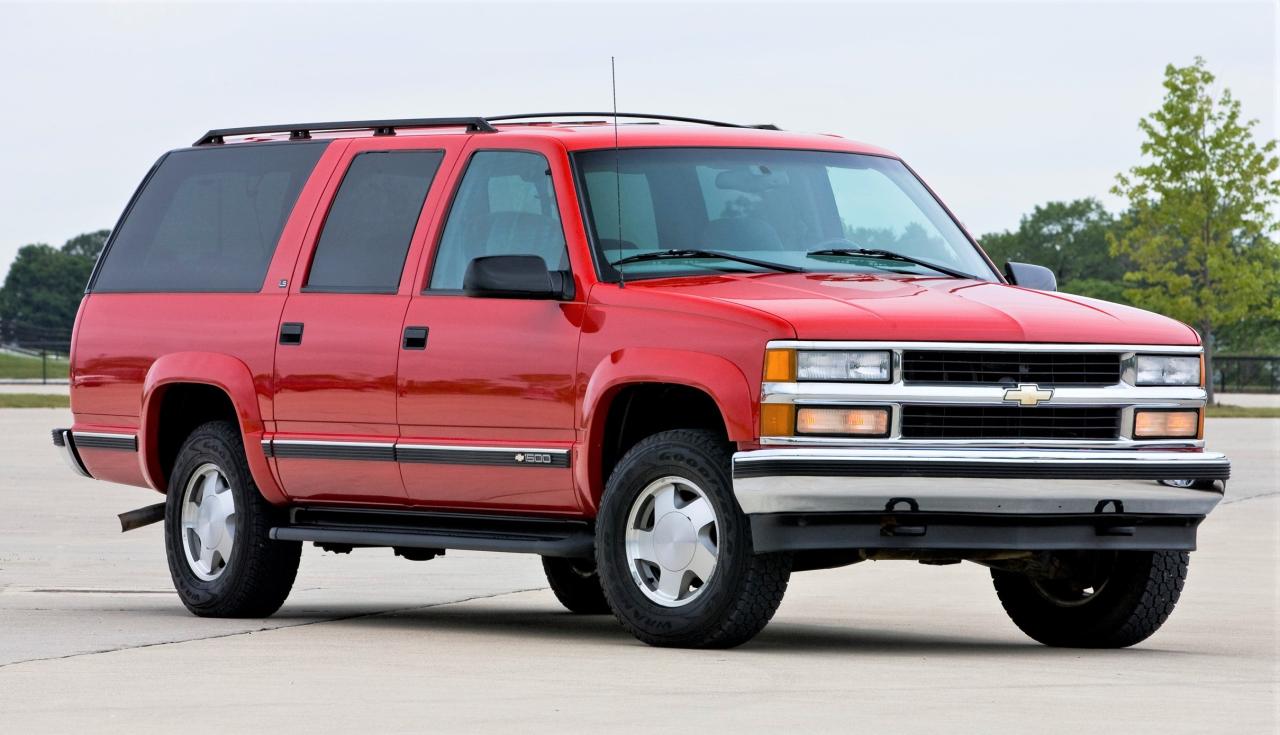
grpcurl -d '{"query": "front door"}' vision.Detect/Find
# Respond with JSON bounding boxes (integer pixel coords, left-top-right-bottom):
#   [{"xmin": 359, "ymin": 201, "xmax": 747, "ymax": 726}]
[
  {"xmin": 397, "ymin": 145, "xmax": 585, "ymax": 513},
  {"xmin": 272, "ymin": 138, "xmax": 461, "ymax": 503}
]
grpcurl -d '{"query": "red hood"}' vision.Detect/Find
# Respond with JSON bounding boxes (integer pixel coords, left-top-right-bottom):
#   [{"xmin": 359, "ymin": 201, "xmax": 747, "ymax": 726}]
[{"xmin": 630, "ymin": 272, "xmax": 1200, "ymax": 345}]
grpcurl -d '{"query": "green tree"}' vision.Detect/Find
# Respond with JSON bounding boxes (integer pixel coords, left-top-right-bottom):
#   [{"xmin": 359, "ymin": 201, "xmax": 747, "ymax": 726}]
[
  {"xmin": 61, "ymin": 229, "xmax": 110, "ymax": 260},
  {"xmin": 979, "ymin": 198, "xmax": 1130, "ymax": 302},
  {"xmin": 0, "ymin": 243, "xmax": 93, "ymax": 346},
  {"xmin": 1110, "ymin": 57, "xmax": 1280, "ymax": 403}
]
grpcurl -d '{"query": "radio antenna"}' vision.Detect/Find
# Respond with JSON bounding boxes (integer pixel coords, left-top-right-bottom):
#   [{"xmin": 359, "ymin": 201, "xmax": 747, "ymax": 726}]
[{"xmin": 612, "ymin": 56, "xmax": 625, "ymax": 287}]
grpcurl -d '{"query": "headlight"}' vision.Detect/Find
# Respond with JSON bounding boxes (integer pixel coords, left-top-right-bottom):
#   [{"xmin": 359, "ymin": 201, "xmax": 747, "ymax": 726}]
[
  {"xmin": 796, "ymin": 350, "xmax": 892, "ymax": 382},
  {"xmin": 1135, "ymin": 354, "xmax": 1201, "ymax": 386}
]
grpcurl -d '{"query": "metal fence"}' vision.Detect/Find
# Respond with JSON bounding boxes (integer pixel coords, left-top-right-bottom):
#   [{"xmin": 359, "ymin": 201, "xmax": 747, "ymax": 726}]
[{"xmin": 1213, "ymin": 356, "xmax": 1279, "ymax": 394}]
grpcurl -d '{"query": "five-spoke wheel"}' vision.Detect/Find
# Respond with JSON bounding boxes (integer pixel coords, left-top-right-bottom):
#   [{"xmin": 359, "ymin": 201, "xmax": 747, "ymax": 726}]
[
  {"xmin": 624, "ymin": 476, "xmax": 720, "ymax": 607},
  {"xmin": 179, "ymin": 463, "xmax": 238, "ymax": 581}
]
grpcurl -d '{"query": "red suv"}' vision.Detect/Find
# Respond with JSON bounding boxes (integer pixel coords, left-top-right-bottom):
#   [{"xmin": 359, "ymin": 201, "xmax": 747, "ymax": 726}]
[{"xmin": 55, "ymin": 113, "xmax": 1229, "ymax": 648}]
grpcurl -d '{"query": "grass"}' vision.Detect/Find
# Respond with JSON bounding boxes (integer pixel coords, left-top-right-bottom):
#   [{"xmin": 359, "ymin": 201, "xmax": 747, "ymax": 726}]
[
  {"xmin": 0, "ymin": 393, "xmax": 70, "ymax": 408},
  {"xmin": 1206, "ymin": 404, "xmax": 1280, "ymax": 418},
  {"xmin": 0, "ymin": 351, "xmax": 70, "ymax": 380}
]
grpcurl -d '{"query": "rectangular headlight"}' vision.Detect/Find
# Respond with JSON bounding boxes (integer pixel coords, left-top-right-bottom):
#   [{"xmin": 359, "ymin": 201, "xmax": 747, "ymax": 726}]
[
  {"xmin": 1135, "ymin": 354, "xmax": 1201, "ymax": 386},
  {"xmin": 1133, "ymin": 409, "xmax": 1200, "ymax": 439},
  {"xmin": 796, "ymin": 407, "xmax": 891, "ymax": 436},
  {"xmin": 797, "ymin": 350, "xmax": 892, "ymax": 382}
]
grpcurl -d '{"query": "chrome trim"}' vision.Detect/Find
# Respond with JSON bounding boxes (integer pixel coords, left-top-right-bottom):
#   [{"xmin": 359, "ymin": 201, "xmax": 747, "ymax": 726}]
[
  {"xmin": 70, "ymin": 431, "xmax": 138, "ymax": 452},
  {"xmin": 758, "ymin": 436, "xmax": 1205, "ymax": 449},
  {"xmin": 731, "ymin": 447, "xmax": 1229, "ymax": 516},
  {"xmin": 55, "ymin": 430, "xmax": 91, "ymax": 478},
  {"xmin": 762, "ymin": 383, "xmax": 1206, "ymax": 405},
  {"xmin": 271, "ymin": 439, "xmax": 396, "ymax": 449},
  {"xmin": 395, "ymin": 443, "xmax": 569, "ymax": 456},
  {"xmin": 767, "ymin": 340, "xmax": 1203, "ymax": 354}
]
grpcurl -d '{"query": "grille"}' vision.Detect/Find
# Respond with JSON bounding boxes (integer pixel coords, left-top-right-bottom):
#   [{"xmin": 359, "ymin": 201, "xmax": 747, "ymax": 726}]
[
  {"xmin": 900, "ymin": 406, "xmax": 1121, "ymax": 440},
  {"xmin": 901, "ymin": 350, "xmax": 1121, "ymax": 386}
]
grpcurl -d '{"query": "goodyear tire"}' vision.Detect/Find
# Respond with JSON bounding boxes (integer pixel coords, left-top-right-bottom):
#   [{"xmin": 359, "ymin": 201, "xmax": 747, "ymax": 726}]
[
  {"xmin": 992, "ymin": 550, "xmax": 1189, "ymax": 648},
  {"xmin": 595, "ymin": 429, "xmax": 792, "ymax": 648},
  {"xmin": 164, "ymin": 421, "xmax": 301, "ymax": 618}
]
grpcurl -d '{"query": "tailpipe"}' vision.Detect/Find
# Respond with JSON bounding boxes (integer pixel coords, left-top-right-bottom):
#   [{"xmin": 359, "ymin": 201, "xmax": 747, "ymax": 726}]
[{"xmin": 118, "ymin": 502, "xmax": 166, "ymax": 532}]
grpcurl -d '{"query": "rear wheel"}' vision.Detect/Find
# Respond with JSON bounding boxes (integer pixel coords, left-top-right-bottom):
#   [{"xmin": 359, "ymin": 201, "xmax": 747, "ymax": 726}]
[
  {"xmin": 595, "ymin": 429, "xmax": 792, "ymax": 648},
  {"xmin": 991, "ymin": 550, "xmax": 1189, "ymax": 648},
  {"xmin": 164, "ymin": 421, "xmax": 301, "ymax": 618},
  {"xmin": 542, "ymin": 557, "xmax": 611, "ymax": 614}
]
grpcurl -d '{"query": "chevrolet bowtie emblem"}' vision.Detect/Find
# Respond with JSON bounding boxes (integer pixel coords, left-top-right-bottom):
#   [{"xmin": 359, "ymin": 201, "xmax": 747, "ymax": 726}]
[{"xmin": 1003, "ymin": 383, "xmax": 1053, "ymax": 407}]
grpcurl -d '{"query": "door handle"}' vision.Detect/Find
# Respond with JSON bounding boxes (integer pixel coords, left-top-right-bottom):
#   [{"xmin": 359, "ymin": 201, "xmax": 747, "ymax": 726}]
[
  {"xmin": 402, "ymin": 326, "xmax": 429, "ymax": 350},
  {"xmin": 279, "ymin": 322, "xmax": 304, "ymax": 346}
]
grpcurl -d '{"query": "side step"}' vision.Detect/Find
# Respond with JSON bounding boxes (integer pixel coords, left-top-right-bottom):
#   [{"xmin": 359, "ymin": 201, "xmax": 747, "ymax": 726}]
[{"xmin": 270, "ymin": 506, "xmax": 594, "ymax": 558}]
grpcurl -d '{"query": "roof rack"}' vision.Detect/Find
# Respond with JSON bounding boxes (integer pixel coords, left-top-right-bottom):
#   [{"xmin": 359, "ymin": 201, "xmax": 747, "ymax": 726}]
[
  {"xmin": 486, "ymin": 112, "xmax": 780, "ymax": 130},
  {"xmin": 194, "ymin": 117, "xmax": 497, "ymax": 146}
]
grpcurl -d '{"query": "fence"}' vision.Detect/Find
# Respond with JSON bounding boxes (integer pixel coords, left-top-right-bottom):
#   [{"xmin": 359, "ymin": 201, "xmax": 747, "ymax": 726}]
[{"xmin": 1214, "ymin": 356, "xmax": 1279, "ymax": 394}]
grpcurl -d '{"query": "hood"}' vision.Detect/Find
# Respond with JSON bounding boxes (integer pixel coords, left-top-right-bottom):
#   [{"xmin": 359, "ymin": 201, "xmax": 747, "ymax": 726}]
[{"xmin": 630, "ymin": 272, "xmax": 1199, "ymax": 345}]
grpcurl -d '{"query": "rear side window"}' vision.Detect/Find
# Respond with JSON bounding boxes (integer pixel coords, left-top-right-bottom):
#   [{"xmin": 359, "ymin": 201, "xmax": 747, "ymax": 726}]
[
  {"xmin": 93, "ymin": 143, "xmax": 325, "ymax": 292},
  {"xmin": 305, "ymin": 150, "xmax": 444, "ymax": 293}
]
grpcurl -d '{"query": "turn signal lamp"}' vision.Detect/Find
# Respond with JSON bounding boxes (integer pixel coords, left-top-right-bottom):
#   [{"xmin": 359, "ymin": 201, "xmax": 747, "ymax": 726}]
[
  {"xmin": 1133, "ymin": 409, "xmax": 1201, "ymax": 439},
  {"xmin": 796, "ymin": 407, "xmax": 891, "ymax": 437}
]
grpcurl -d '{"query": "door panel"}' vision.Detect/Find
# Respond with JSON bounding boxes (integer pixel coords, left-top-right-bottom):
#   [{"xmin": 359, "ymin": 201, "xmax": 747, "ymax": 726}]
[
  {"xmin": 397, "ymin": 144, "xmax": 584, "ymax": 512},
  {"xmin": 397, "ymin": 297, "xmax": 582, "ymax": 511},
  {"xmin": 271, "ymin": 138, "xmax": 465, "ymax": 504}
]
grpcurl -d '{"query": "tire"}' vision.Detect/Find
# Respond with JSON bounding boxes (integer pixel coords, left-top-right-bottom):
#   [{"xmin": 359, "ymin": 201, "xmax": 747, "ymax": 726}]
[
  {"xmin": 542, "ymin": 557, "xmax": 611, "ymax": 614},
  {"xmin": 991, "ymin": 550, "xmax": 1189, "ymax": 648},
  {"xmin": 595, "ymin": 429, "xmax": 792, "ymax": 648},
  {"xmin": 164, "ymin": 421, "xmax": 301, "ymax": 618}
]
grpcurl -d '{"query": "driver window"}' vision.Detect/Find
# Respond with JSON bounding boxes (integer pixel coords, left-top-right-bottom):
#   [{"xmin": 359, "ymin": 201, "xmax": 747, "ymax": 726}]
[{"xmin": 428, "ymin": 150, "xmax": 569, "ymax": 290}]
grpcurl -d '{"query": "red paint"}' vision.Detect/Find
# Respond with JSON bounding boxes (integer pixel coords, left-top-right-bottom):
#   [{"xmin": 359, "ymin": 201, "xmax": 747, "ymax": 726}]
[{"xmin": 68, "ymin": 123, "xmax": 1201, "ymax": 515}]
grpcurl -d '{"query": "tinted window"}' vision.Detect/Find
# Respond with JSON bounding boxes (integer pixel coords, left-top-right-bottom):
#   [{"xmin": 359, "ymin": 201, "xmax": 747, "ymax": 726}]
[
  {"xmin": 94, "ymin": 143, "xmax": 325, "ymax": 292},
  {"xmin": 305, "ymin": 150, "xmax": 444, "ymax": 292},
  {"xmin": 429, "ymin": 151, "xmax": 568, "ymax": 290}
]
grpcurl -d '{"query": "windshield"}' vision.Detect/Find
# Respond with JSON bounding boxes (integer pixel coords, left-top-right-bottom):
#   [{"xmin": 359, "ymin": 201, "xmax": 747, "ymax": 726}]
[{"xmin": 574, "ymin": 147, "xmax": 997, "ymax": 281}]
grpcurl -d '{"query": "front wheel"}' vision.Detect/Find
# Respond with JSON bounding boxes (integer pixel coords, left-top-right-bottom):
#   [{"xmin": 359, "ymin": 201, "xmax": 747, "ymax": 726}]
[
  {"xmin": 595, "ymin": 429, "xmax": 792, "ymax": 648},
  {"xmin": 164, "ymin": 421, "xmax": 301, "ymax": 618},
  {"xmin": 991, "ymin": 550, "xmax": 1189, "ymax": 648}
]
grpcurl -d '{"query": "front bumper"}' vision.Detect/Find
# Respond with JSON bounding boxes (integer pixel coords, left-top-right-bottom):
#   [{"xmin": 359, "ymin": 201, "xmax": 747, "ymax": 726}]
[{"xmin": 733, "ymin": 447, "xmax": 1229, "ymax": 552}]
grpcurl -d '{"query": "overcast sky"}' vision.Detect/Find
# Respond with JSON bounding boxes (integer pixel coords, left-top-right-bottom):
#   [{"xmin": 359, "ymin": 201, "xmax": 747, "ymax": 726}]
[{"xmin": 0, "ymin": 1, "xmax": 1274, "ymax": 280}]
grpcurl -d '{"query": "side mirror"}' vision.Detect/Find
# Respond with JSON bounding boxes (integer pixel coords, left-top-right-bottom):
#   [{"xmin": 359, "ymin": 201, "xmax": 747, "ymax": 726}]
[
  {"xmin": 1004, "ymin": 261, "xmax": 1057, "ymax": 291},
  {"xmin": 463, "ymin": 255, "xmax": 572, "ymax": 300}
]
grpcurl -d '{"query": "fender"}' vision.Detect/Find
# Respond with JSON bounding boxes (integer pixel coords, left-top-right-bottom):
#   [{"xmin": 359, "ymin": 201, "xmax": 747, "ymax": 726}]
[
  {"xmin": 576, "ymin": 347, "xmax": 756, "ymax": 512},
  {"xmin": 139, "ymin": 352, "xmax": 285, "ymax": 504}
]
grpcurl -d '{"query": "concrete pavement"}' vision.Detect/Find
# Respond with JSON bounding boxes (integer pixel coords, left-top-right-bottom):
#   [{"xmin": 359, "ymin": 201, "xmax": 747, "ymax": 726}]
[{"xmin": 1, "ymin": 409, "xmax": 1276, "ymax": 733}]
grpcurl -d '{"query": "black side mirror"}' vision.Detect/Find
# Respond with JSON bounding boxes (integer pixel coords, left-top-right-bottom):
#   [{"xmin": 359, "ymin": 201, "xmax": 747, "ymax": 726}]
[
  {"xmin": 463, "ymin": 255, "xmax": 572, "ymax": 300},
  {"xmin": 1004, "ymin": 261, "xmax": 1057, "ymax": 291}
]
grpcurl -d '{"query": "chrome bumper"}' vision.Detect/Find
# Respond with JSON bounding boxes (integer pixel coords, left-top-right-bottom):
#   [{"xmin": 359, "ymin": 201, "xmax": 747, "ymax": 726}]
[
  {"xmin": 732, "ymin": 447, "xmax": 1229, "ymax": 517},
  {"xmin": 51, "ymin": 428, "xmax": 91, "ymax": 478}
]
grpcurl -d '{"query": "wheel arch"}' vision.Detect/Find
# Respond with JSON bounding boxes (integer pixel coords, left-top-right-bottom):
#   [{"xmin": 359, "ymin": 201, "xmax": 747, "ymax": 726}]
[
  {"xmin": 140, "ymin": 352, "xmax": 284, "ymax": 503},
  {"xmin": 577, "ymin": 348, "xmax": 755, "ymax": 513}
]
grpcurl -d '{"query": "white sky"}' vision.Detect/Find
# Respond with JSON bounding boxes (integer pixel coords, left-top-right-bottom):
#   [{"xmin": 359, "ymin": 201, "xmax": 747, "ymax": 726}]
[{"xmin": 0, "ymin": 1, "xmax": 1275, "ymax": 280}]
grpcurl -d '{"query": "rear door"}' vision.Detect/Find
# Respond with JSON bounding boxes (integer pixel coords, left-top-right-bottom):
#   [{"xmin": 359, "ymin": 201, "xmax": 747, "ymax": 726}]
[
  {"xmin": 395, "ymin": 139, "xmax": 586, "ymax": 512},
  {"xmin": 270, "ymin": 135, "xmax": 466, "ymax": 503}
]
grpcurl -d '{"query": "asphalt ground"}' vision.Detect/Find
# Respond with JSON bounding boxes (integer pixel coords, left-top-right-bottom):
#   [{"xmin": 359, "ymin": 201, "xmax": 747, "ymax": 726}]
[{"xmin": 1, "ymin": 409, "xmax": 1276, "ymax": 733}]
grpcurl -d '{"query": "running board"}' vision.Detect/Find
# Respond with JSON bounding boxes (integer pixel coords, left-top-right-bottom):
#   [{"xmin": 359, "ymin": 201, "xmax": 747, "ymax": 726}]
[{"xmin": 269, "ymin": 506, "xmax": 594, "ymax": 558}]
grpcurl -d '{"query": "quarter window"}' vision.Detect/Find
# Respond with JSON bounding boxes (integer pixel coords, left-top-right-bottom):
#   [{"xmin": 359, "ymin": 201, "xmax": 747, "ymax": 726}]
[
  {"xmin": 428, "ymin": 151, "xmax": 568, "ymax": 290},
  {"xmin": 305, "ymin": 150, "xmax": 444, "ymax": 292},
  {"xmin": 93, "ymin": 143, "xmax": 325, "ymax": 292}
]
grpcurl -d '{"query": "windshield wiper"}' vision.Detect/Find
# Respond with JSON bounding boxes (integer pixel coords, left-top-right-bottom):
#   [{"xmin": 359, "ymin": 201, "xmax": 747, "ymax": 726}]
[
  {"xmin": 611, "ymin": 249, "xmax": 802, "ymax": 274},
  {"xmin": 806, "ymin": 247, "xmax": 975, "ymax": 280}
]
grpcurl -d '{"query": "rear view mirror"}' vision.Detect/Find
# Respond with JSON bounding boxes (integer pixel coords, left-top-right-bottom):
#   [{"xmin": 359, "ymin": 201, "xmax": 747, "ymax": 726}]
[
  {"xmin": 1004, "ymin": 261, "xmax": 1057, "ymax": 291},
  {"xmin": 463, "ymin": 255, "xmax": 572, "ymax": 300}
]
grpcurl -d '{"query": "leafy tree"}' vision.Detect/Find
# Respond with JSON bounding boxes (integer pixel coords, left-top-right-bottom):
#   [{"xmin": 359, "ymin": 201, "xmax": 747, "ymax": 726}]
[
  {"xmin": 978, "ymin": 198, "xmax": 1130, "ymax": 302},
  {"xmin": 1110, "ymin": 57, "xmax": 1280, "ymax": 403},
  {"xmin": 61, "ymin": 229, "xmax": 110, "ymax": 260},
  {"xmin": 0, "ymin": 244, "xmax": 92, "ymax": 346}
]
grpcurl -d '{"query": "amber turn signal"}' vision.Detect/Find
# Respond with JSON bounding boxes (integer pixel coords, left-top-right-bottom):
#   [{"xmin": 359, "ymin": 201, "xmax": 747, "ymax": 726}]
[
  {"xmin": 796, "ymin": 407, "xmax": 890, "ymax": 437},
  {"xmin": 760, "ymin": 403, "xmax": 796, "ymax": 436},
  {"xmin": 763, "ymin": 349, "xmax": 797, "ymax": 382},
  {"xmin": 1133, "ymin": 409, "xmax": 1200, "ymax": 439}
]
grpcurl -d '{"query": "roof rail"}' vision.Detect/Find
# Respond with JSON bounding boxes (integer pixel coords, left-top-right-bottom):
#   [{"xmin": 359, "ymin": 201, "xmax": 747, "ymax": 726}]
[
  {"xmin": 194, "ymin": 117, "xmax": 497, "ymax": 146},
  {"xmin": 486, "ymin": 112, "xmax": 780, "ymax": 130}
]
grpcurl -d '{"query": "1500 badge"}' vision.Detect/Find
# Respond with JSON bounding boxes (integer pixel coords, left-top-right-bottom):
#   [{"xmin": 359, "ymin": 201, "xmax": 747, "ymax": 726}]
[{"xmin": 515, "ymin": 453, "xmax": 553, "ymax": 464}]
